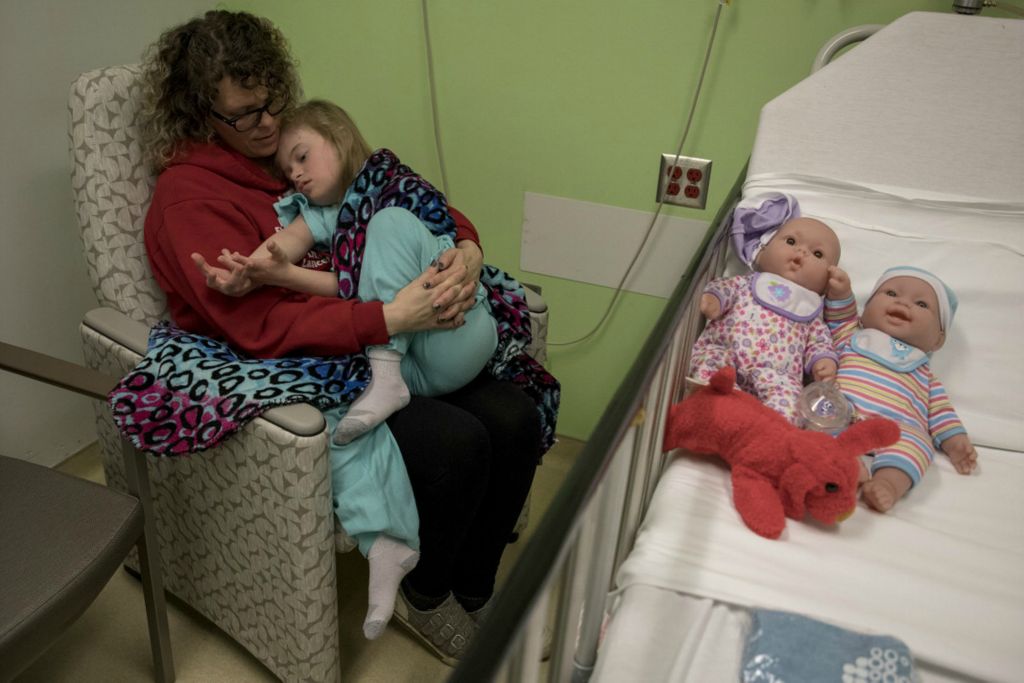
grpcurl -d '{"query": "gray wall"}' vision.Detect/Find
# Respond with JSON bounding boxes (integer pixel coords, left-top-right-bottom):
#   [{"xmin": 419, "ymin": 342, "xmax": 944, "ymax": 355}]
[{"xmin": 0, "ymin": 1, "xmax": 211, "ymax": 466}]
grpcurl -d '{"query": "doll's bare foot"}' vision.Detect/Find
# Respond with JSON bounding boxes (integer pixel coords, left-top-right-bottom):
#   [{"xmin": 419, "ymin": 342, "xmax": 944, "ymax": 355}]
[{"xmin": 861, "ymin": 468, "xmax": 912, "ymax": 513}]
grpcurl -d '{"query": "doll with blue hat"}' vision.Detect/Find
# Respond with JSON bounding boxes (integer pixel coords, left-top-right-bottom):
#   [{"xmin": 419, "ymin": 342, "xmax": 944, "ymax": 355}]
[
  {"xmin": 688, "ymin": 193, "xmax": 841, "ymax": 424},
  {"xmin": 825, "ymin": 265, "xmax": 978, "ymax": 512}
]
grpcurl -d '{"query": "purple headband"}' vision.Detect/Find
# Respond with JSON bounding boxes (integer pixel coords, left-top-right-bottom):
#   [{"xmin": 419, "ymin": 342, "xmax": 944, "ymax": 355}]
[{"xmin": 730, "ymin": 193, "xmax": 801, "ymax": 268}]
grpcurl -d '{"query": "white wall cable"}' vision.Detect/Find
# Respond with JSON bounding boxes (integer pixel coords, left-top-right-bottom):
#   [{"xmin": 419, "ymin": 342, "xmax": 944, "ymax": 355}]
[
  {"xmin": 549, "ymin": 1, "xmax": 727, "ymax": 346},
  {"xmin": 418, "ymin": 2, "xmax": 728, "ymax": 346},
  {"xmin": 421, "ymin": 0, "xmax": 452, "ymax": 199}
]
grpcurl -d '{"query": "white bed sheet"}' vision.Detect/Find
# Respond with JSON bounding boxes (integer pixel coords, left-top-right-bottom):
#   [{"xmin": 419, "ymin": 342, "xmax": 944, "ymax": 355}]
[
  {"xmin": 594, "ymin": 587, "xmax": 968, "ymax": 683},
  {"xmin": 614, "ymin": 447, "xmax": 1024, "ymax": 682}
]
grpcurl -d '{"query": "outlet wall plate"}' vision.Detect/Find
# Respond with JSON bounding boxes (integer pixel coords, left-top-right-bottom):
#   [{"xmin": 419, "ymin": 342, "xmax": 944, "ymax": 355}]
[{"xmin": 657, "ymin": 153, "xmax": 712, "ymax": 209}]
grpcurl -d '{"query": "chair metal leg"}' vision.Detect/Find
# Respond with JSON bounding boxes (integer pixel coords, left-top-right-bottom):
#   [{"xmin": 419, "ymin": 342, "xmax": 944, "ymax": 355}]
[{"xmin": 121, "ymin": 438, "xmax": 175, "ymax": 683}]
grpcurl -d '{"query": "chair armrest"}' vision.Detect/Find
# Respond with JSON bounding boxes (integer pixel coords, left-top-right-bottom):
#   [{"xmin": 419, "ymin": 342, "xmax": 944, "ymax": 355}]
[
  {"xmin": 0, "ymin": 341, "xmax": 116, "ymax": 400},
  {"xmin": 81, "ymin": 307, "xmax": 326, "ymax": 437},
  {"xmin": 523, "ymin": 285, "xmax": 547, "ymax": 313}
]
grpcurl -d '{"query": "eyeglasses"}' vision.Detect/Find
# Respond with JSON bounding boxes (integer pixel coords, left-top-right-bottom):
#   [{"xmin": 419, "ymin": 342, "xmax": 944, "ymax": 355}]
[{"xmin": 209, "ymin": 96, "xmax": 287, "ymax": 132}]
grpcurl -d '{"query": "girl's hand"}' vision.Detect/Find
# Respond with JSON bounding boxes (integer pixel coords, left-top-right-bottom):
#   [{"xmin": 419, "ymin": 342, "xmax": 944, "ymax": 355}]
[
  {"xmin": 383, "ymin": 267, "xmax": 466, "ymax": 335},
  {"xmin": 191, "ymin": 249, "xmax": 257, "ymax": 296},
  {"xmin": 827, "ymin": 265, "xmax": 853, "ymax": 300},
  {"xmin": 228, "ymin": 239, "xmax": 292, "ymax": 287},
  {"xmin": 427, "ymin": 241, "xmax": 483, "ymax": 321}
]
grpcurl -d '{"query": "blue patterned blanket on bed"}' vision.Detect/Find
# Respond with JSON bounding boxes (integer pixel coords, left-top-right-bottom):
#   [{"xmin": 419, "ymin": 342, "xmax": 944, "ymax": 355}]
[
  {"xmin": 110, "ymin": 149, "xmax": 559, "ymax": 455},
  {"xmin": 742, "ymin": 609, "xmax": 915, "ymax": 683}
]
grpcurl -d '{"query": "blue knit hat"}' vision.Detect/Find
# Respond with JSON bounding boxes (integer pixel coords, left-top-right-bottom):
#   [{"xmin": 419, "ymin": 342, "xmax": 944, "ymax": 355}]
[{"xmin": 870, "ymin": 266, "xmax": 958, "ymax": 331}]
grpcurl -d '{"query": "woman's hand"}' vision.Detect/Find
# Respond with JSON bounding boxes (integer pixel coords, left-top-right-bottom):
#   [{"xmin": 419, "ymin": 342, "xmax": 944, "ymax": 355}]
[
  {"xmin": 425, "ymin": 240, "xmax": 483, "ymax": 322},
  {"xmin": 383, "ymin": 265, "xmax": 466, "ymax": 335},
  {"xmin": 192, "ymin": 250, "xmax": 258, "ymax": 297}
]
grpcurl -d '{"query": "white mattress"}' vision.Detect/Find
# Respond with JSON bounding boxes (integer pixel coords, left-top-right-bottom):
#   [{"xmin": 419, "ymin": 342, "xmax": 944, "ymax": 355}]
[
  {"xmin": 748, "ymin": 12, "xmax": 1023, "ymax": 204},
  {"xmin": 597, "ymin": 11, "xmax": 1024, "ymax": 683},
  {"xmin": 613, "ymin": 448, "xmax": 1024, "ymax": 682}
]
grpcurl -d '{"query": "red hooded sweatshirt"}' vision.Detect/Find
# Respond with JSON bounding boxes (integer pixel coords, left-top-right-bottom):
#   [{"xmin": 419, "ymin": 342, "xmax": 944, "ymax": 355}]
[{"xmin": 144, "ymin": 141, "xmax": 479, "ymax": 359}]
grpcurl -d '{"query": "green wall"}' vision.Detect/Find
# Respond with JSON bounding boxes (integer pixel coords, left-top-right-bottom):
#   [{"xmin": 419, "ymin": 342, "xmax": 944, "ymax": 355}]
[{"xmin": 230, "ymin": 0, "xmax": 965, "ymax": 440}]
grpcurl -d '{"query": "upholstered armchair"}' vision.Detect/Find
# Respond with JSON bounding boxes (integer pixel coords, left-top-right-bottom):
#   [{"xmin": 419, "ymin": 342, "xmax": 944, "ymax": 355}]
[{"xmin": 69, "ymin": 64, "xmax": 547, "ymax": 682}]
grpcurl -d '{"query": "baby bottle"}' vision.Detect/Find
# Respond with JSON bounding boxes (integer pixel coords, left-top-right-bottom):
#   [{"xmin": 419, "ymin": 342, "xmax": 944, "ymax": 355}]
[{"xmin": 797, "ymin": 380, "xmax": 853, "ymax": 435}]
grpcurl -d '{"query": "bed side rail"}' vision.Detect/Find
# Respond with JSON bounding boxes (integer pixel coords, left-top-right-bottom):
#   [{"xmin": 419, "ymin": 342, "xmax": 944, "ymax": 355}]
[{"xmin": 450, "ymin": 163, "xmax": 747, "ymax": 683}]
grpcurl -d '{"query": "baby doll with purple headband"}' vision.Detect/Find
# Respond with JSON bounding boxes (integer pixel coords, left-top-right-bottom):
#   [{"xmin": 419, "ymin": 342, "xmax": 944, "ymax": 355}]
[{"xmin": 688, "ymin": 193, "xmax": 840, "ymax": 424}]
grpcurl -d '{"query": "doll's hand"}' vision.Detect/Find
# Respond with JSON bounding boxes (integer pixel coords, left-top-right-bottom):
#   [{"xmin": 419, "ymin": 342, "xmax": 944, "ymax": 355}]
[
  {"xmin": 826, "ymin": 265, "xmax": 852, "ymax": 301},
  {"xmin": 942, "ymin": 433, "xmax": 978, "ymax": 474},
  {"xmin": 812, "ymin": 358, "xmax": 838, "ymax": 382},
  {"xmin": 699, "ymin": 293, "xmax": 722, "ymax": 320},
  {"xmin": 192, "ymin": 250, "xmax": 257, "ymax": 296}
]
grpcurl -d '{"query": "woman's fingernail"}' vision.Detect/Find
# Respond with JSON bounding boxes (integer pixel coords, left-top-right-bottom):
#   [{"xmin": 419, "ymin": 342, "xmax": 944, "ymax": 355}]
[
  {"xmin": 429, "ymin": 258, "xmax": 438, "ymax": 267},
  {"xmin": 423, "ymin": 282, "xmax": 432, "ymax": 289},
  {"xmin": 432, "ymin": 303, "xmax": 441, "ymax": 310}
]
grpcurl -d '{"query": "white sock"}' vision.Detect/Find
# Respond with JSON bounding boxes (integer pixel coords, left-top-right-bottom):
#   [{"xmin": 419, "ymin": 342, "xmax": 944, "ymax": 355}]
[
  {"xmin": 363, "ymin": 536, "xmax": 419, "ymax": 639},
  {"xmin": 334, "ymin": 349, "xmax": 410, "ymax": 445}
]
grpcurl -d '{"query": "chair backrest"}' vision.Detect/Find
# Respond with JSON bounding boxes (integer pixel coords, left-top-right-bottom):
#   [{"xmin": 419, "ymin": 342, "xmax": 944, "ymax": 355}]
[{"xmin": 69, "ymin": 65, "xmax": 167, "ymax": 325}]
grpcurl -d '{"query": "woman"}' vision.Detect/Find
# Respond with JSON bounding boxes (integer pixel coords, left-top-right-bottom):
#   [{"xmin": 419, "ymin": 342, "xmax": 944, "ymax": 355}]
[{"xmin": 139, "ymin": 10, "xmax": 546, "ymax": 664}]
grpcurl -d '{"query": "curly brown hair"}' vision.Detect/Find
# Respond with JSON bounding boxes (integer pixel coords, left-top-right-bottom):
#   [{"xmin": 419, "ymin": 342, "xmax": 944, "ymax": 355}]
[
  {"xmin": 139, "ymin": 10, "xmax": 301, "ymax": 171},
  {"xmin": 279, "ymin": 100, "xmax": 373, "ymax": 195}
]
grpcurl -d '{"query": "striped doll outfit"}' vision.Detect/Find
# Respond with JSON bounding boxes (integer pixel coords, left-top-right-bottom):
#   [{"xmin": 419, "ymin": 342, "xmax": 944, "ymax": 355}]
[{"xmin": 825, "ymin": 296, "xmax": 966, "ymax": 485}]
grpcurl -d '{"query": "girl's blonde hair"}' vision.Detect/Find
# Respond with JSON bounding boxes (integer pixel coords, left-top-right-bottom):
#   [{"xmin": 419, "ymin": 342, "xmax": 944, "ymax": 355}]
[
  {"xmin": 279, "ymin": 100, "xmax": 372, "ymax": 192},
  {"xmin": 139, "ymin": 10, "xmax": 301, "ymax": 171}
]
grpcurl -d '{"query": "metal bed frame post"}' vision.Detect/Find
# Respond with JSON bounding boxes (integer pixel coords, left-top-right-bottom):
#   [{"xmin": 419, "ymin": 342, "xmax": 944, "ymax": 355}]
[
  {"xmin": 449, "ymin": 165, "xmax": 746, "ymax": 683},
  {"xmin": 569, "ymin": 425, "xmax": 636, "ymax": 682},
  {"xmin": 568, "ymin": 188, "xmax": 738, "ymax": 683}
]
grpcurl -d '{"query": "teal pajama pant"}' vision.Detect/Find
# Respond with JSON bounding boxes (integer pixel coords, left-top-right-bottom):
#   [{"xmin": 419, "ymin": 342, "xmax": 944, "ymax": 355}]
[{"xmin": 328, "ymin": 207, "xmax": 497, "ymax": 556}]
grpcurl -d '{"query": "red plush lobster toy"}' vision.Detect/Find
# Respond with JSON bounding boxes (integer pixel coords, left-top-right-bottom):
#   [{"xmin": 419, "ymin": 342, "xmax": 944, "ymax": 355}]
[{"xmin": 664, "ymin": 367, "xmax": 899, "ymax": 539}]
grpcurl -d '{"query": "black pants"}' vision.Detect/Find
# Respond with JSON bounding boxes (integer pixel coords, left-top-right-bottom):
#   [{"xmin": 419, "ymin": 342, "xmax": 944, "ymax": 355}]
[{"xmin": 387, "ymin": 372, "xmax": 541, "ymax": 601}]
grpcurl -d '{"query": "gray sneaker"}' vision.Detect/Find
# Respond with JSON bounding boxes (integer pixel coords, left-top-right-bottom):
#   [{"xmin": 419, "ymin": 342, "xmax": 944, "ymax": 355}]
[{"xmin": 393, "ymin": 591, "xmax": 478, "ymax": 666}]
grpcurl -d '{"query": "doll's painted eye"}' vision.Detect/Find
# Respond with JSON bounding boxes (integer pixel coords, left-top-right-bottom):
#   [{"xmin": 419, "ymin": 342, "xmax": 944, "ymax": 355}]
[
  {"xmin": 916, "ymin": 300, "xmax": 929, "ymax": 309},
  {"xmin": 785, "ymin": 237, "xmax": 796, "ymax": 246},
  {"xmin": 825, "ymin": 482, "xmax": 839, "ymax": 493}
]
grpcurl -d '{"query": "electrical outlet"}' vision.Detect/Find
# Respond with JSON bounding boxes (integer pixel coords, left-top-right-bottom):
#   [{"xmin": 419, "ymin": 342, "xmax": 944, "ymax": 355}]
[{"xmin": 657, "ymin": 153, "xmax": 712, "ymax": 209}]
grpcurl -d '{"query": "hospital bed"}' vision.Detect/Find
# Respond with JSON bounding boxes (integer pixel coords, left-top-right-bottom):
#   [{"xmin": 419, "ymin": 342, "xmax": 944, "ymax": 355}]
[{"xmin": 450, "ymin": 11, "xmax": 1024, "ymax": 683}]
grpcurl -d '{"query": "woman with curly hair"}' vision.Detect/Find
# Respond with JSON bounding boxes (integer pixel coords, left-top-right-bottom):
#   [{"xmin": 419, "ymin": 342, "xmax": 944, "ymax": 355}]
[{"xmin": 139, "ymin": 9, "xmax": 549, "ymax": 664}]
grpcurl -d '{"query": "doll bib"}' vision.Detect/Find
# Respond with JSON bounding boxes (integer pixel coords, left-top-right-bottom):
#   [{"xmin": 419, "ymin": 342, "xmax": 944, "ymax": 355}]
[
  {"xmin": 750, "ymin": 273, "xmax": 823, "ymax": 322},
  {"xmin": 850, "ymin": 328, "xmax": 929, "ymax": 372}
]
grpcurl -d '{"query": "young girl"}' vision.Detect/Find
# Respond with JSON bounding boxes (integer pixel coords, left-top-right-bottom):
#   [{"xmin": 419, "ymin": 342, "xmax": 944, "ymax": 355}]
[
  {"xmin": 688, "ymin": 193, "xmax": 841, "ymax": 424},
  {"xmin": 196, "ymin": 100, "xmax": 499, "ymax": 642},
  {"xmin": 222, "ymin": 101, "xmax": 499, "ymax": 444}
]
